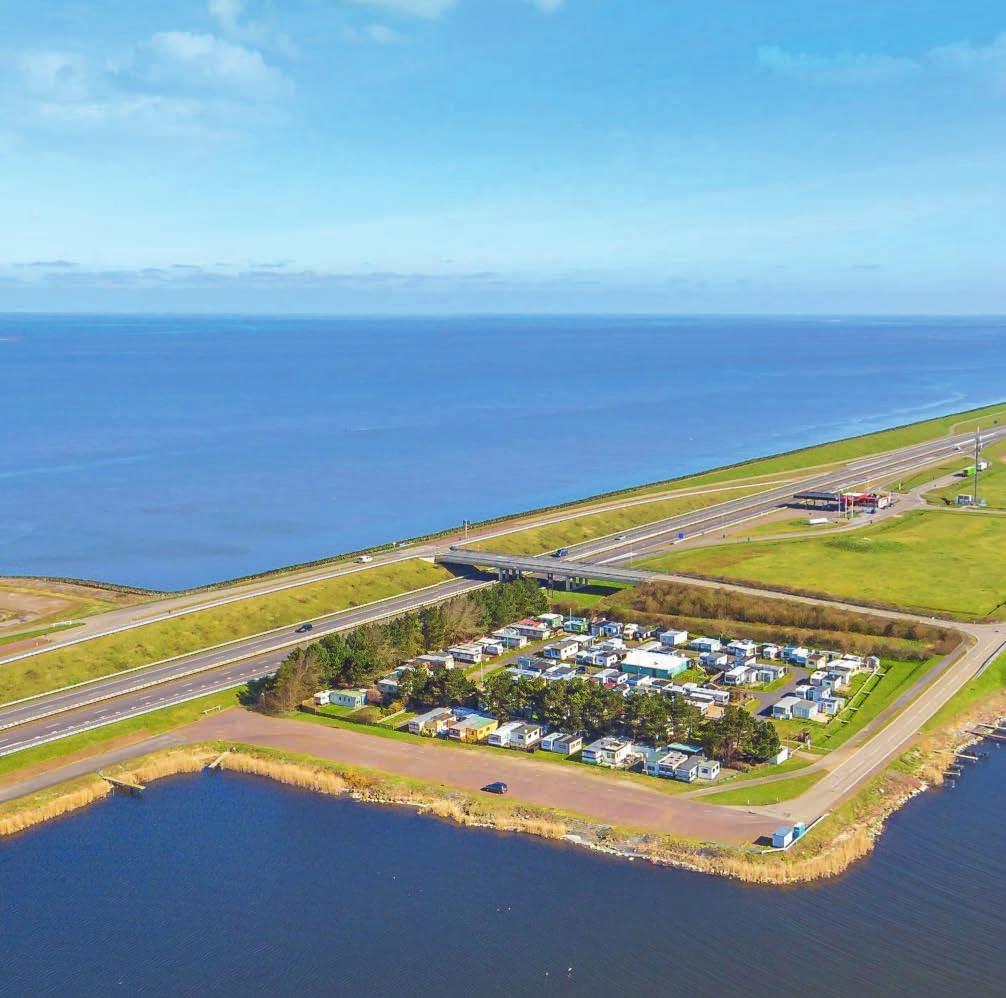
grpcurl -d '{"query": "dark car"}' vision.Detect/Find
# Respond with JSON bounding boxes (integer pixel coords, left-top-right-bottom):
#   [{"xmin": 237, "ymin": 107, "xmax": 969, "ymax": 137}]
[
  {"xmin": 482, "ymin": 781, "xmax": 509, "ymax": 795},
  {"xmin": 552, "ymin": 547, "xmax": 570, "ymax": 558},
  {"xmin": 295, "ymin": 623, "xmax": 314, "ymax": 633}
]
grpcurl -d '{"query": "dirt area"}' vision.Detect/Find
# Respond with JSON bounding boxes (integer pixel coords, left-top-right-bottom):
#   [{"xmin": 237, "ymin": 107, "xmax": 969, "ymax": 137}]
[
  {"xmin": 182, "ymin": 711, "xmax": 777, "ymax": 844},
  {"xmin": 0, "ymin": 578, "xmax": 143, "ymax": 637}
]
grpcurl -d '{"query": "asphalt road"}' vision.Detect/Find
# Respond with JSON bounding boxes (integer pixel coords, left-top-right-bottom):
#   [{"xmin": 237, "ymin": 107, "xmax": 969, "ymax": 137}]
[{"xmin": 2, "ymin": 422, "xmax": 1004, "ymax": 829}]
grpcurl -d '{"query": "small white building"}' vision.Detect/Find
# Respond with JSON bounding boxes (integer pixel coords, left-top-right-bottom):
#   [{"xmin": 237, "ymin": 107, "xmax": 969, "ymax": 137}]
[
  {"xmin": 408, "ymin": 707, "xmax": 456, "ymax": 736},
  {"xmin": 541, "ymin": 731, "xmax": 583, "ymax": 754},
  {"xmin": 582, "ymin": 736, "xmax": 635, "ymax": 768},
  {"xmin": 723, "ymin": 665, "xmax": 757, "ymax": 686},
  {"xmin": 772, "ymin": 695, "xmax": 802, "ymax": 720},
  {"xmin": 493, "ymin": 628, "xmax": 529, "ymax": 649},
  {"xmin": 509, "ymin": 723, "xmax": 543, "ymax": 749},
  {"xmin": 488, "ymin": 720, "xmax": 523, "ymax": 747},
  {"xmin": 542, "ymin": 638, "xmax": 580, "ymax": 661},
  {"xmin": 792, "ymin": 700, "xmax": 821, "ymax": 721},
  {"xmin": 690, "ymin": 636, "xmax": 722, "ymax": 653},
  {"xmin": 726, "ymin": 639, "xmax": 758, "ymax": 658},
  {"xmin": 761, "ymin": 643, "xmax": 781, "ymax": 660},
  {"xmin": 449, "ymin": 642, "xmax": 484, "ymax": 665},
  {"xmin": 659, "ymin": 629, "xmax": 689, "ymax": 648}
]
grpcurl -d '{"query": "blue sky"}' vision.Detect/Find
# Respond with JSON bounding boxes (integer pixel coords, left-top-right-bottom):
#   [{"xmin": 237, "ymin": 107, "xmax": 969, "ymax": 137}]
[{"xmin": 2, "ymin": 0, "xmax": 1005, "ymax": 313}]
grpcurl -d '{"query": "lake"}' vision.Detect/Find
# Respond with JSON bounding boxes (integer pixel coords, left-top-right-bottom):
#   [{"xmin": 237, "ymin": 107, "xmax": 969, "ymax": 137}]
[
  {"xmin": 2, "ymin": 747, "xmax": 1005, "ymax": 997},
  {"xmin": 1, "ymin": 314, "xmax": 1005, "ymax": 589}
]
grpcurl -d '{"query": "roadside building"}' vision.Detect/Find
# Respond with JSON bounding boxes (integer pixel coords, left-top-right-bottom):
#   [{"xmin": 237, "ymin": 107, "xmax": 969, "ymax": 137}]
[
  {"xmin": 377, "ymin": 675, "xmax": 401, "ymax": 699},
  {"xmin": 761, "ymin": 643, "xmax": 781, "ymax": 660},
  {"xmin": 509, "ymin": 723, "xmax": 543, "ymax": 750},
  {"xmin": 313, "ymin": 690, "xmax": 334, "ymax": 706},
  {"xmin": 622, "ymin": 648, "xmax": 689, "ymax": 680},
  {"xmin": 541, "ymin": 732, "xmax": 583, "ymax": 755},
  {"xmin": 479, "ymin": 640, "xmax": 506, "ymax": 658},
  {"xmin": 690, "ymin": 636, "xmax": 722, "ymax": 653},
  {"xmin": 408, "ymin": 707, "xmax": 455, "ymax": 736},
  {"xmin": 542, "ymin": 664, "xmax": 577, "ymax": 682},
  {"xmin": 418, "ymin": 652, "xmax": 456, "ymax": 671},
  {"xmin": 493, "ymin": 627, "xmax": 529, "ymax": 649},
  {"xmin": 726, "ymin": 639, "xmax": 758, "ymax": 659},
  {"xmin": 576, "ymin": 648, "xmax": 621, "ymax": 669},
  {"xmin": 696, "ymin": 758, "xmax": 721, "ymax": 780},
  {"xmin": 448, "ymin": 642, "xmax": 484, "ymax": 665},
  {"xmin": 782, "ymin": 646, "xmax": 811, "ymax": 666},
  {"xmin": 512, "ymin": 618, "xmax": 552, "ymax": 640},
  {"xmin": 770, "ymin": 746, "xmax": 790, "ymax": 765},
  {"xmin": 488, "ymin": 720, "xmax": 523, "ymax": 747},
  {"xmin": 672, "ymin": 756, "xmax": 708, "ymax": 783},
  {"xmin": 448, "ymin": 714, "xmax": 499, "ymax": 742},
  {"xmin": 792, "ymin": 700, "xmax": 821, "ymax": 722},
  {"xmin": 582, "ymin": 736, "xmax": 635, "ymax": 768},
  {"xmin": 622, "ymin": 622, "xmax": 643, "ymax": 641},
  {"xmin": 755, "ymin": 664, "xmax": 787, "ymax": 683},
  {"xmin": 659, "ymin": 629, "xmax": 689, "ymax": 648},
  {"xmin": 590, "ymin": 619, "xmax": 623, "ymax": 638},
  {"xmin": 330, "ymin": 688, "xmax": 368, "ymax": 709},
  {"xmin": 772, "ymin": 826, "xmax": 795, "ymax": 849},
  {"xmin": 772, "ymin": 695, "xmax": 802, "ymax": 720},
  {"xmin": 723, "ymin": 665, "xmax": 757, "ymax": 686},
  {"xmin": 543, "ymin": 638, "xmax": 580, "ymax": 661},
  {"xmin": 699, "ymin": 651, "xmax": 729, "ymax": 670}
]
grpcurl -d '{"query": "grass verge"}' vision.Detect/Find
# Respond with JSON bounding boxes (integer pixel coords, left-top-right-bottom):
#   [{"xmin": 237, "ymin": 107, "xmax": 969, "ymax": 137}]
[
  {"xmin": 0, "ymin": 560, "xmax": 454, "ymax": 706},
  {"xmin": 700, "ymin": 770, "xmax": 824, "ymax": 806}
]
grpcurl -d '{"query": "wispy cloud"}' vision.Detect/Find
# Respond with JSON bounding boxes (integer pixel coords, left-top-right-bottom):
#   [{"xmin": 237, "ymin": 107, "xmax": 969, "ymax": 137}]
[
  {"xmin": 758, "ymin": 32, "xmax": 1006, "ymax": 94},
  {"xmin": 756, "ymin": 45, "xmax": 918, "ymax": 85},
  {"xmin": 342, "ymin": 23, "xmax": 406, "ymax": 45},
  {"xmin": 208, "ymin": 0, "xmax": 299, "ymax": 58},
  {"xmin": 526, "ymin": 0, "xmax": 565, "ymax": 11},
  {"xmin": 9, "ymin": 15, "xmax": 294, "ymax": 132},
  {"xmin": 344, "ymin": 0, "xmax": 458, "ymax": 19}
]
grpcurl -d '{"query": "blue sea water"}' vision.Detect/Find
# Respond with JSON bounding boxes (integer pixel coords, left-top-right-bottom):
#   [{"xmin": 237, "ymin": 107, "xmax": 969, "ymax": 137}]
[
  {"xmin": 1, "ymin": 313, "xmax": 1004, "ymax": 590},
  {"xmin": 2, "ymin": 749, "xmax": 1006, "ymax": 997}
]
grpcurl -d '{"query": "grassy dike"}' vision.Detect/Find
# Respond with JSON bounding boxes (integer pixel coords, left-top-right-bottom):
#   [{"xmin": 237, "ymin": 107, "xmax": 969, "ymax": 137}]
[{"xmin": 0, "ymin": 559, "xmax": 453, "ymax": 705}]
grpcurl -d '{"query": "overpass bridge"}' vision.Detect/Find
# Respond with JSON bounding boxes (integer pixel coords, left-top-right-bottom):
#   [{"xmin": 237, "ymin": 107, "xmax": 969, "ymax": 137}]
[{"xmin": 435, "ymin": 549, "xmax": 657, "ymax": 587}]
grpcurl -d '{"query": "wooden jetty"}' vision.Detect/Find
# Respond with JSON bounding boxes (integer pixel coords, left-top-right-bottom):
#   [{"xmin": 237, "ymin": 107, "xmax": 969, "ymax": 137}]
[{"xmin": 97, "ymin": 770, "xmax": 145, "ymax": 793}]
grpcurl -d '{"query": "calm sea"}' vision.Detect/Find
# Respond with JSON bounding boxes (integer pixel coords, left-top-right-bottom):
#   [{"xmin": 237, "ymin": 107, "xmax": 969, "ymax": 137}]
[
  {"xmin": 2, "ymin": 748, "xmax": 1005, "ymax": 997},
  {"xmin": 1, "ymin": 314, "xmax": 1005, "ymax": 590}
]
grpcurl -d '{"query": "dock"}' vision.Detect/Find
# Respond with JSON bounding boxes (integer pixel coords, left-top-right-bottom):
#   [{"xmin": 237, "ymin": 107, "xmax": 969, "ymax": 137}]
[{"xmin": 97, "ymin": 770, "xmax": 145, "ymax": 793}]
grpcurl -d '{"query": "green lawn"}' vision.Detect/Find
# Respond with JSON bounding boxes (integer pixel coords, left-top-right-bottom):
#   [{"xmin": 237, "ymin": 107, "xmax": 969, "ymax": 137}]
[
  {"xmin": 924, "ymin": 650, "xmax": 1006, "ymax": 732},
  {"xmin": 645, "ymin": 510, "xmax": 1006, "ymax": 620},
  {"xmin": 0, "ymin": 688, "xmax": 244, "ymax": 780},
  {"xmin": 472, "ymin": 486, "xmax": 763, "ymax": 555},
  {"xmin": 925, "ymin": 437, "xmax": 1006, "ymax": 511},
  {"xmin": 701, "ymin": 770, "xmax": 825, "ymax": 806},
  {"xmin": 716, "ymin": 757, "xmax": 813, "ymax": 784},
  {"xmin": 745, "ymin": 516, "xmax": 842, "ymax": 538},
  {"xmin": 767, "ymin": 657, "xmax": 939, "ymax": 751},
  {"xmin": 0, "ymin": 559, "xmax": 455, "ymax": 706},
  {"xmin": 547, "ymin": 583, "xmax": 629, "ymax": 610}
]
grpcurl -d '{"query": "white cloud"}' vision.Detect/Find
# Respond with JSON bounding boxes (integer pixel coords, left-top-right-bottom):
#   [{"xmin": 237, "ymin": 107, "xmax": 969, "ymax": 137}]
[
  {"xmin": 10, "ymin": 26, "xmax": 293, "ymax": 132},
  {"xmin": 756, "ymin": 45, "xmax": 919, "ymax": 85},
  {"xmin": 130, "ymin": 31, "xmax": 294, "ymax": 101},
  {"xmin": 758, "ymin": 32, "xmax": 1006, "ymax": 94},
  {"xmin": 344, "ymin": 0, "xmax": 458, "ymax": 19},
  {"xmin": 929, "ymin": 33, "xmax": 1006, "ymax": 94},
  {"xmin": 526, "ymin": 0, "xmax": 565, "ymax": 11},
  {"xmin": 208, "ymin": 0, "xmax": 299, "ymax": 58},
  {"xmin": 342, "ymin": 23, "xmax": 405, "ymax": 45},
  {"xmin": 17, "ymin": 51, "xmax": 93, "ymax": 102}
]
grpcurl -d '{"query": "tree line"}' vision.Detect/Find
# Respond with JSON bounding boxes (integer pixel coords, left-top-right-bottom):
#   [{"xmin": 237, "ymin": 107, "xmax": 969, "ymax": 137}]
[
  {"xmin": 394, "ymin": 667, "xmax": 780, "ymax": 764},
  {"xmin": 256, "ymin": 578, "xmax": 547, "ymax": 713}
]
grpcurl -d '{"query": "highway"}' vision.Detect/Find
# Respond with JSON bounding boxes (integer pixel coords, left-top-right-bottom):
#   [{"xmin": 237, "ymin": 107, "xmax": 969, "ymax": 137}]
[{"xmin": 1, "ymin": 419, "xmax": 1004, "ymax": 822}]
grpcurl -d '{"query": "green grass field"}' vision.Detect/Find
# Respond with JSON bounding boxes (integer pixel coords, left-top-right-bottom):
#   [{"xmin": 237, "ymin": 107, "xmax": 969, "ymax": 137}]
[
  {"xmin": 745, "ymin": 516, "xmax": 843, "ymax": 538},
  {"xmin": 924, "ymin": 650, "xmax": 1006, "ymax": 732},
  {"xmin": 0, "ymin": 560, "xmax": 454, "ymax": 706},
  {"xmin": 645, "ymin": 510, "xmax": 1006, "ymax": 620},
  {"xmin": 925, "ymin": 437, "xmax": 1006, "ymax": 511},
  {"xmin": 700, "ymin": 770, "xmax": 824, "ymax": 806},
  {"xmin": 472, "ymin": 485, "xmax": 763, "ymax": 556},
  {"xmin": 769, "ymin": 656, "xmax": 939, "ymax": 751}
]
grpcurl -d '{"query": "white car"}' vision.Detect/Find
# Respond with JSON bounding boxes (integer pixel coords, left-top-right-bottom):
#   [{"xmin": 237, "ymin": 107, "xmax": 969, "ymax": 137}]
[{"xmin": 356, "ymin": 555, "xmax": 373, "ymax": 563}]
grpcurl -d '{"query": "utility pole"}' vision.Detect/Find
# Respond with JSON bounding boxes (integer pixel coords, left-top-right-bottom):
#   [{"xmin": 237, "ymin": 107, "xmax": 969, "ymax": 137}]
[{"xmin": 973, "ymin": 426, "xmax": 982, "ymax": 507}]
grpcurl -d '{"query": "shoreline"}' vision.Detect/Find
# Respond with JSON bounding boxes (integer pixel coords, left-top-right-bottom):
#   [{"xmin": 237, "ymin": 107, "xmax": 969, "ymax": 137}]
[{"xmin": 3, "ymin": 685, "xmax": 1002, "ymax": 884}]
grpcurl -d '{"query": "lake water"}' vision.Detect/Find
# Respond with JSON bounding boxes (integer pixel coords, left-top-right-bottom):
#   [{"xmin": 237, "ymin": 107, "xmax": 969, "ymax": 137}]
[
  {"xmin": 2, "ymin": 748, "xmax": 1005, "ymax": 997},
  {"xmin": 2, "ymin": 314, "xmax": 1005, "ymax": 590}
]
